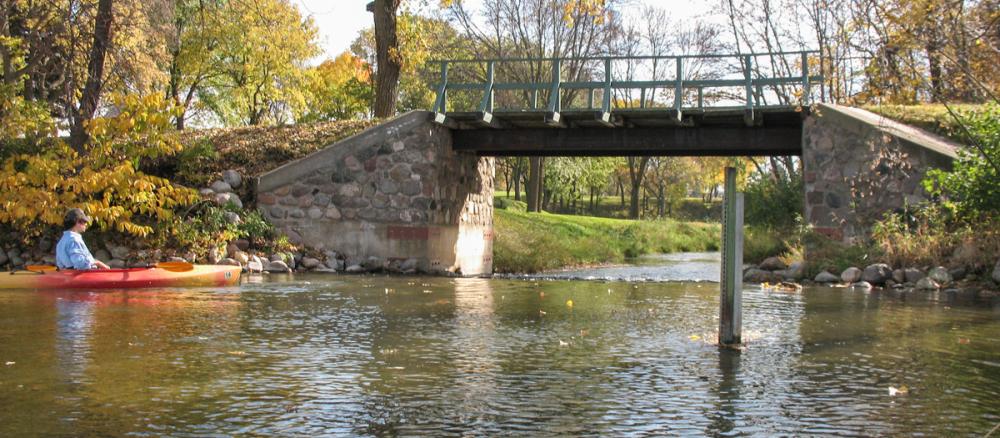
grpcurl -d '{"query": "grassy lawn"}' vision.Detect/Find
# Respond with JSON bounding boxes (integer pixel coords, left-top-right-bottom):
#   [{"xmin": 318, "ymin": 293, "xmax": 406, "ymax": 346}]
[{"xmin": 493, "ymin": 206, "xmax": 720, "ymax": 273}]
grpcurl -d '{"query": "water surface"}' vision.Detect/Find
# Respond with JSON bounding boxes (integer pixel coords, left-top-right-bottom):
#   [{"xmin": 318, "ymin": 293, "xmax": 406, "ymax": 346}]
[{"xmin": 1, "ymin": 266, "xmax": 998, "ymax": 436}]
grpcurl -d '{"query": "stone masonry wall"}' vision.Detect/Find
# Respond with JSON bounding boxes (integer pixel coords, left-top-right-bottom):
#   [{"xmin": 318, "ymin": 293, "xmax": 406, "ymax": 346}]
[
  {"xmin": 256, "ymin": 111, "xmax": 495, "ymax": 275},
  {"xmin": 802, "ymin": 104, "xmax": 957, "ymax": 243}
]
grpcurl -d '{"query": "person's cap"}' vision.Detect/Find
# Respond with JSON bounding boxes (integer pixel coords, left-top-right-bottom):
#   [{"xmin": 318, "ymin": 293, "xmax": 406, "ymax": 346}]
[{"xmin": 65, "ymin": 208, "xmax": 92, "ymax": 225}]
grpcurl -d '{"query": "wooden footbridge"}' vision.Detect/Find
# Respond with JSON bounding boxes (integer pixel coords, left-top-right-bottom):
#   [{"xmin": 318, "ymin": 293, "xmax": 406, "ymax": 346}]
[{"xmin": 429, "ymin": 51, "xmax": 823, "ymax": 156}]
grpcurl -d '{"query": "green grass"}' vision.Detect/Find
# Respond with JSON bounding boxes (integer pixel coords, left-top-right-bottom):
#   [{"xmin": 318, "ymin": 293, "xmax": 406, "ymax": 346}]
[
  {"xmin": 493, "ymin": 191, "xmax": 722, "ymax": 221},
  {"xmin": 863, "ymin": 103, "xmax": 989, "ymax": 144},
  {"xmin": 493, "ymin": 208, "xmax": 720, "ymax": 273}
]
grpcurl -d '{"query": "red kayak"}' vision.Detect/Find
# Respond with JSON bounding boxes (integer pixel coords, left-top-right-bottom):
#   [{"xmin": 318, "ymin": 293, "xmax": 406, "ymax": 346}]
[{"xmin": 0, "ymin": 265, "xmax": 242, "ymax": 290}]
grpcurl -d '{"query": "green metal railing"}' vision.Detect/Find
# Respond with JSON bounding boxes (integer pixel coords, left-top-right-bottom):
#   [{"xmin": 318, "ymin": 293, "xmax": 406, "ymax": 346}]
[{"xmin": 430, "ymin": 51, "xmax": 823, "ymax": 124}]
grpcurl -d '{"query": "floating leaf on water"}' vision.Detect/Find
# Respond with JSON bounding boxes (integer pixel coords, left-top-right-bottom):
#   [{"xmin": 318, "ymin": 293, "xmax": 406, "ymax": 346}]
[
  {"xmin": 689, "ymin": 335, "xmax": 701, "ymax": 341},
  {"xmin": 227, "ymin": 351, "xmax": 246, "ymax": 356},
  {"xmin": 4, "ymin": 361, "xmax": 15, "ymax": 366},
  {"xmin": 539, "ymin": 310, "xmax": 546, "ymax": 316},
  {"xmin": 958, "ymin": 338, "xmax": 970, "ymax": 344},
  {"xmin": 559, "ymin": 340, "xmax": 569, "ymax": 347},
  {"xmin": 566, "ymin": 299, "xmax": 573, "ymax": 308},
  {"xmin": 422, "ymin": 290, "xmax": 433, "ymax": 294},
  {"xmin": 580, "ymin": 329, "xmax": 589, "ymax": 337},
  {"xmin": 888, "ymin": 385, "xmax": 909, "ymax": 396}
]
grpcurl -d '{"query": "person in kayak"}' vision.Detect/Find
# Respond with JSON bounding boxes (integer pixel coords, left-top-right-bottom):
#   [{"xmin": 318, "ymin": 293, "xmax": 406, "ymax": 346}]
[{"xmin": 55, "ymin": 208, "xmax": 110, "ymax": 270}]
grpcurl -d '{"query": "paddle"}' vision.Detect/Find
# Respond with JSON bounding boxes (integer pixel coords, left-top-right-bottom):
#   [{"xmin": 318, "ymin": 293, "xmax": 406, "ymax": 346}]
[{"xmin": 25, "ymin": 261, "xmax": 195, "ymax": 273}]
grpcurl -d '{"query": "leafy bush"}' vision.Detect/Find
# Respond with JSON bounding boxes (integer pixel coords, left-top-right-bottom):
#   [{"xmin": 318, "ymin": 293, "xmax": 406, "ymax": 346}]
[
  {"xmin": 924, "ymin": 103, "xmax": 1000, "ymax": 217},
  {"xmin": 0, "ymin": 94, "xmax": 198, "ymax": 243},
  {"xmin": 743, "ymin": 172, "xmax": 803, "ymax": 229},
  {"xmin": 494, "ymin": 196, "xmax": 527, "ymax": 212}
]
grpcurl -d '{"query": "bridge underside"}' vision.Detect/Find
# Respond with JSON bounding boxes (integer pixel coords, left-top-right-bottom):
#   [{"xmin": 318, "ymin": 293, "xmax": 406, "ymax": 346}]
[{"xmin": 446, "ymin": 107, "xmax": 806, "ymax": 157}]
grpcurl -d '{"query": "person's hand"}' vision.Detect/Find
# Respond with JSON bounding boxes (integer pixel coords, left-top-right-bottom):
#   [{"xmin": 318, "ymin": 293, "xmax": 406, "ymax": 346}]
[{"xmin": 94, "ymin": 261, "xmax": 110, "ymax": 270}]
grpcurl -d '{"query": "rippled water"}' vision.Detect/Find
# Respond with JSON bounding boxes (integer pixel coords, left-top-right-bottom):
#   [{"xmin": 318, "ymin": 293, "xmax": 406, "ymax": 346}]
[{"xmin": 1, "ymin": 265, "xmax": 999, "ymax": 436}]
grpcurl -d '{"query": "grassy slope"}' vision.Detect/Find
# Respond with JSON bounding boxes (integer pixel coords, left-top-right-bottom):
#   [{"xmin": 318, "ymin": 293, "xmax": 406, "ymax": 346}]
[
  {"xmin": 493, "ymin": 207, "xmax": 720, "ymax": 273},
  {"xmin": 863, "ymin": 104, "xmax": 988, "ymax": 143}
]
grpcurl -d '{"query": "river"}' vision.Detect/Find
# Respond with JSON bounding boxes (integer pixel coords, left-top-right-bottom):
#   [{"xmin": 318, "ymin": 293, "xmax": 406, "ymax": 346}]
[{"xmin": 1, "ymin": 254, "xmax": 998, "ymax": 436}]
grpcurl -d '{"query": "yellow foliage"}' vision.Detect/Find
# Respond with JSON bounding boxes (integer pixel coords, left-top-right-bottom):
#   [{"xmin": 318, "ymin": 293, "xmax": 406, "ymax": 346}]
[{"xmin": 0, "ymin": 94, "xmax": 198, "ymax": 242}]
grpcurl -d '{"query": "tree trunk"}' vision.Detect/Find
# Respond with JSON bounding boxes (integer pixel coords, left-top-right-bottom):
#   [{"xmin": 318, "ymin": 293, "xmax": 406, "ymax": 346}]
[
  {"xmin": 527, "ymin": 157, "xmax": 544, "ymax": 212},
  {"xmin": 627, "ymin": 157, "xmax": 650, "ymax": 219},
  {"xmin": 372, "ymin": 0, "xmax": 401, "ymax": 118},
  {"xmin": 69, "ymin": 0, "xmax": 115, "ymax": 153}
]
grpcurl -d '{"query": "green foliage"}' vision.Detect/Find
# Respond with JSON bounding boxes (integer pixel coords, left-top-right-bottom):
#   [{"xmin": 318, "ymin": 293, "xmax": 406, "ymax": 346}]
[
  {"xmin": 924, "ymin": 103, "xmax": 1000, "ymax": 216},
  {"xmin": 171, "ymin": 204, "xmax": 276, "ymax": 258},
  {"xmin": 744, "ymin": 172, "xmax": 803, "ymax": 229},
  {"xmin": 495, "ymin": 197, "xmax": 527, "ymax": 212}
]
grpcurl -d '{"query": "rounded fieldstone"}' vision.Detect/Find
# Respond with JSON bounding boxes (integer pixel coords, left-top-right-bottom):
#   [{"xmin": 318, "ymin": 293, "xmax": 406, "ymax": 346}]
[
  {"xmin": 269, "ymin": 206, "xmax": 286, "ymax": 219},
  {"xmin": 223, "ymin": 211, "xmax": 241, "ymax": 225},
  {"xmin": 379, "ymin": 180, "xmax": 399, "ymax": 195},
  {"xmin": 915, "ymin": 277, "xmax": 940, "ymax": 290},
  {"xmin": 992, "ymin": 260, "xmax": 1000, "ymax": 284},
  {"xmin": 265, "ymin": 260, "xmax": 291, "ymax": 273},
  {"xmin": 210, "ymin": 180, "xmax": 232, "ymax": 193},
  {"xmin": 222, "ymin": 170, "xmax": 242, "ymax": 188},
  {"xmin": 199, "ymin": 188, "xmax": 215, "ymax": 197},
  {"xmin": 400, "ymin": 181, "xmax": 422, "ymax": 196},
  {"xmin": 862, "ymin": 263, "xmax": 892, "ymax": 285},
  {"xmin": 928, "ymin": 266, "xmax": 952, "ymax": 285},
  {"xmin": 313, "ymin": 193, "xmax": 331, "ymax": 207},
  {"xmin": 324, "ymin": 207, "xmax": 342, "ymax": 220},
  {"xmin": 389, "ymin": 164, "xmax": 411, "ymax": 182},
  {"xmin": 301, "ymin": 257, "xmax": 321, "ymax": 269},
  {"xmin": 759, "ymin": 256, "xmax": 787, "ymax": 271},
  {"xmin": 904, "ymin": 268, "xmax": 925, "ymax": 283},
  {"xmin": 814, "ymin": 271, "xmax": 840, "ymax": 283},
  {"xmin": 307, "ymin": 207, "xmax": 323, "ymax": 219},
  {"xmin": 841, "ymin": 267, "xmax": 862, "ymax": 283},
  {"xmin": 288, "ymin": 208, "xmax": 306, "ymax": 219}
]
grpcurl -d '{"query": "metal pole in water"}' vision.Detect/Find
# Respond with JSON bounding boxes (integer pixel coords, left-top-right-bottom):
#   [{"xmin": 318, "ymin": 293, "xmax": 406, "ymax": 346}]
[{"xmin": 720, "ymin": 167, "xmax": 744, "ymax": 346}]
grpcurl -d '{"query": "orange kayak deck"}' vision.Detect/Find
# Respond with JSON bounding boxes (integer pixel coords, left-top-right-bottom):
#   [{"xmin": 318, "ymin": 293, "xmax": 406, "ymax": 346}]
[{"xmin": 0, "ymin": 265, "xmax": 242, "ymax": 290}]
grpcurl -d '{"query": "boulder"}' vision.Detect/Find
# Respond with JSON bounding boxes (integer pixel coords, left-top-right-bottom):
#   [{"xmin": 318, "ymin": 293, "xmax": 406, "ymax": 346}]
[
  {"xmin": 904, "ymin": 268, "xmax": 925, "ymax": 283},
  {"xmin": 223, "ymin": 212, "xmax": 241, "ymax": 225},
  {"xmin": 226, "ymin": 242, "xmax": 240, "ymax": 258},
  {"xmin": 235, "ymin": 239, "xmax": 251, "ymax": 251},
  {"xmin": 915, "ymin": 277, "xmax": 940, "ymax": 290},
  {"xmin": 199, "ymin": 188, "xmax": 215, "ymax": 197},
  {"xmin": 265, "ymin": 260, "xmax": 290, "ymax": 273},
  {"xmin": 948, "ymin": 267, "xmax": 966, "ymax": 282},
  {"xmin": 784, "ymin": 261, "xmax": 806, "ymax": 281},
  {"xmin": 219, "ymin": 258, "xmax": 241, "ymax": 267},
  {"xmin": 401, "ymin": 258, "xmax": 419, "ymax": 273},
  {"xmin": 108, "ymin": 259, "xmax": 126, "ymax": 269},
  {"xmin": 247, "ymin": 255, "xmax": 264, "ymax": 273},
  {"xmin": 345, "ymin": 264, "xmax": 365, "ymax": 273},
  {"xmin": 301, "ymin": 257, "xmax": 321, "ymax": 269},
  {"xmin": 759, "ymin": 256, "xmax": 787, "ymax": 271},
  {"xmin": 841, "ymin": 267, "xmax": 862, "ymax": 283},
  {"xmin": 6, "ymin": 248, "xmax": 20, "ymax": 260},
  {"xmin": 233, "ymin": 251, "xmax": 250, "ymax": 265},
  {"xmin": 210, "ymin": 180, "xmax": 232, "ymax": 193},
  {"xmin": 814, "ymin": 271, "xmax": 840, "ymax": 283},
  {"xmin": 362, "ymin": 256, "xmax": 384, "ymax": 272},
  {"xmin": 862, "ymin": 263, "xmax": 892, "ymax": 285},
  {"xmin": 222, "ymin": 170, "xmax": 242, "ymax": 189},
  {"xmin": 214, "ymin": 193, "xmax": 243, "ymax": 209},
  {"xmin": 951, "ymin": 241, "xmax": 980, "ymax": 267},
  {"xmin": 326, "ymin": 258, "xmax": 345, "ymax": 271},
  {"xmin": 744, "ymin": 268, "xmax": 784, "ymax": 283},
  {"xmin": 207, "ymin": 247, "xmax": 222, "ymax": 265},
  {"xmin": 928, "ymin": 266, "xmax": 952, "ymax": 285},
  {"xmin": 109, "ymin": 245, "xmax": 129, "ymax": 260},
  {"xmin": 892, "ymin": 269, "xmax": 905, "ymax": 284},
  {"xmin": 992, "ymin": 260, "xmax": 1000, "ymax": 284}
]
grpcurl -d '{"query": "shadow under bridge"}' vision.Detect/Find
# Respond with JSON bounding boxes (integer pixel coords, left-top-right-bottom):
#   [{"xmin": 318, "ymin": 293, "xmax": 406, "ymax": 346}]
[{"xmin": 430, "ymin": 51, "xmax": 823, "ymax": 157}]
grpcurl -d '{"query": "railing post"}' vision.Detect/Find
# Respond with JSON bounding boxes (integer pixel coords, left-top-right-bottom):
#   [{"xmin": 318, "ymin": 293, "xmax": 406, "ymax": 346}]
[
  {"xmin": 698, "ymin": 87, "xmax": 704, "ymax": 109},
  {"xmin": 674, "ymin": 56, "xmax": 683, "ymax": 119},
  {"xmin": 743, "ymin": 55, "xmax": 754, "ymax": 126},
  {"xmin": 546, "ymin": 58, "xmax": 562, "ymax": 124},
  {"xmin": 432, "ymin": 61, "xmax": 449, "ymax": 124},
  {"xmin": 478, "ymin": 61, "xmax": 495, "ymax": 113},
  {"xmin": 801, "ymin": 51, "xmax": 810, "ymax": 106},
  {"xmin": 587, "ymin": 88, "xmax": 594, "ymax": 110},
  {"xmin": 640, "ymin": 88, "xmax": 646, "ymax": 109},
  {"xmin": 601, "ymin": 58, "xmax": 612, "ymax": 113},
  {"xmin": 720, "ymin": 166, "xmax": 743, "ymax": 346}
]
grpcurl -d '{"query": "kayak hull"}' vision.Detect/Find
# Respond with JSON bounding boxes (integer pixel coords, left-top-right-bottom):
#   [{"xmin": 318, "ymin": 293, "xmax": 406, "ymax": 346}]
[{"xmin": 0, "ymin": 265, "xmax": 242, "ymax": 290}]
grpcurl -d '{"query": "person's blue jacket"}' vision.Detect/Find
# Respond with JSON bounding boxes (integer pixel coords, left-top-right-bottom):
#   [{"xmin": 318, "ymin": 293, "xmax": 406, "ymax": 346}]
[{"xmin": 55, "ymin": 231, "xmax": 98, "ymax": 270}]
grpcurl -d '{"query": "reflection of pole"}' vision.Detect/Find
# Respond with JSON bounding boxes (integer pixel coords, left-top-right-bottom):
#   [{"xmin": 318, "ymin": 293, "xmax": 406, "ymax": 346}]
[{"xmin": 719, "ymin": 167, "xmax": 743, "ymax": 346}]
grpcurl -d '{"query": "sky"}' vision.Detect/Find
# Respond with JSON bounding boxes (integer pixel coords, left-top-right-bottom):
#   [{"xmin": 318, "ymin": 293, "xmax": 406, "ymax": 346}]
[{"xmin": 290, "ymin": 0, "xmax": 718, "ymax": 62}]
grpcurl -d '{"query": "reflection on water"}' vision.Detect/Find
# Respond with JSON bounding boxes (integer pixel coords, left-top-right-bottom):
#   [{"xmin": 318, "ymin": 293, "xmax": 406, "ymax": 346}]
[
  {"xmin": 0, "ymin": 276, "xmax": 998, "ymax": 436},
  {"xmin": 529, "ymin": 252, "xmax": 722, "ymax": 282}
]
